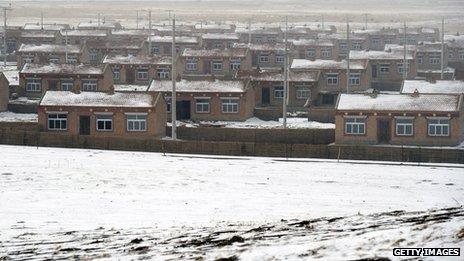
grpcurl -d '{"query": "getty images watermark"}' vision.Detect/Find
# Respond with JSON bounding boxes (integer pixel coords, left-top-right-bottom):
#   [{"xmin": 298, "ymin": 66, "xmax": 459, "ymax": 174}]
[{"xmin": 393, "ymin": 248, "xmax": 460, "ymax": 257}]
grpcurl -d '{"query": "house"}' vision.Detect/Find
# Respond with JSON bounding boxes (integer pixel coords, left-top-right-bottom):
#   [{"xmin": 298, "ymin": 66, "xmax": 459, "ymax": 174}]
[
  {"xmin": 23, "ymin": 23, "xmax": 70, "ymax": 32},
  {"xmin": 445, "ymin": 34, "xmax": 464, "ymax": 79},
  {"xmin": 38, "ymin": 91, "xmax": 166, "ymax": 138},
  {"xmin": 86, "ymin": 39, "xmax": 143, "ymax": 63},
  {"xmin": 398, "ymin": 27, "xmax": 440, "ymax": 45},
  {"xmin": 102, "ymin": 54, "xmax": 172, "ymax": 85},
  {"xmin": 148, "ymin": 79, "xmax": 254, "ymax": 121},
  {"xmin": 236, "ymin": 27, "xmax": 282, "ymax": 44},
  {"xmin": 77, "ymin": 20, "xmax": 122, "ymax": 31},
  {"xmin": 335, "ymin": 92, "xmax": 464, "ymax": 146},
  {"xmin": 59, "ymin": 29, "xmax": 108, "ymax": 45},
  {"xmin": 291, "ymin": 59, "xmax": 371, "ymax": 122},
  {"xmin": 0, "ymin": 73, "xmax": 9, "ymax": 112},
  {"xmin": 353, "ymin": 28, "xmax": 399, "ymax": 51},
  {"xmin": 415, "ymin": 42, "xmax": 453, "ymax": 80},
  {"xmin": 401, "ymin": 80, "xmax": 464, "ymax": 94},
  {"xmin": 233, "ymin": 43, "xmax": 290, "ymax": 69},
  {"xmin": 16, "ymin": 43, "xmax": 89, "ymax": 68},
  {"xmin": 19, "ymin": 63, "xmax": 114, "ymax": 98},
  {"xmin": 178, "ymin": 48, "xmax": 251, "ymax": 79},
  {"xmin": 109, "ymin": 29, "xmax": 150, "ymax": 42},
  {"xmin": 321, "ymin": 33, "xmax": 369, "ymax": 59},
  {"xmin": 144, "ymin": 36, "xmax": 199, "ymax": 56},
  {"xmin": 292, "ymin": 38, "xmax": 338, "ymax": 60},
  {"xmin": 20, "ymin": 31, "xmax": 58, "ymax": 45},
  {"xmin": 2, "ymin": 26, "xmax": 23, "ymax": 54},
  {"xmin": 193, "ymin": 23, "xmax": 236, "ymax": 34},
  {"xmin": 350, "ymin": 50, "xmax": 417, "ymax": 91},
  {"xmin": 200, "ymin": 33, "xmax": 240, "ymax": 49},
  {"xmin": 152, "ymin": 25, "xmax": 195, "ymax": 37}
]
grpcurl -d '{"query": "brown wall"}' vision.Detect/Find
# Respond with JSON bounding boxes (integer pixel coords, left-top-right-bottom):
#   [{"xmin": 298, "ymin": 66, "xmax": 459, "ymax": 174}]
[
  {"xmin": 109, "ymin": 63, "xmax": 171, "ymax": 84},
  {"xmin": 178, "ymin": 53, "xmax": 252, "ymax": 79}
]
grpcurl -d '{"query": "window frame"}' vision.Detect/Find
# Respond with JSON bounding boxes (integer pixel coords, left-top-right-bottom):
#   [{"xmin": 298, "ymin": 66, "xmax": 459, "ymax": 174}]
[
  {"xmin": 348, "ymin": 73, "xmax": 361, "ymax": 86},
  {"xmin": 344, "ymin": 116, "xmax": 366, "ymax": 135},
  {"xmin": 26, "ymin": 78, "xmax": 41, "ymax": 92},
  {"xmin": 82, "ymin": 79, "xmax": 98, "ymax": 91},
  {"xmin": 221, "ymin": 97, "xmax": 239, "ymax": 114},
  {"xmin": 326, "ymin": 73, "xmax": 339, "ymax": 85},
  {"xmin": 126, "ymin": 113, "xmax": 148, "ymax": 132},
  {"xmin": 195, "ymin": 98, "xmax": 211, "ymax": 113},
  {"xmin": 395, "ymin": 117, "xmax": 414, "ymax": 136},
  {"xmin": 47, "ymin": 113, "xmax": 68, "ymax": 131},
  {"xmin": 96, "ymin": 113, "xmax": 113, "ymax": 132},
  {"xmin": 136, "ymin": 68, "xmax": 149, "ymax": 80},
  {"xmin": 427, "ymin": 117, "xmax": 450, "ymax": 137},
  {"xmin": 60, "ymin": 79, "xmax": 74, "ymax": 91}
]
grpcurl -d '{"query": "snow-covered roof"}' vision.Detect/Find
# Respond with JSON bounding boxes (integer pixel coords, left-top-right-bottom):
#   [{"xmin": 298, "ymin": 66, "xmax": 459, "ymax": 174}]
[
  {"xmin": 86, "ymin": 40, "xmax": 142, "ymax": 50},
  {"xmin": 23, "ymin": 23, "xmax": 69, "ymax": 31},
  {"xmin": 114, "ymin": 84, "xmax": 149, "ymax": 92},
  {"xmin": 291, "ymin": 59, "xmax": 367, "ymax": 70},
  {"xmin": 321, "ymin": 33, "xmax": 366, "ymax": 41},
  {"xmin": 111, "ymin": 29, "xmax": 150, "ymax": 36},
  {"xmin": 235, "ymin": 27, "xmax": 281, "ymax": 35},
  {"xmin": 249, "ymin": 71, "xmax": 319, "ymax": 82},
  {"xmin": 21, "ymin": 31, "xmax": 56, "ymax": 38},
  {"xmin": 194, "ymin": 24, "xmax": 233, "ymax": 30},
  {"xmin": 21, "ymin": 63, "xmax": 104, "ymax": 75},
  {"xmin": 384, "ymin": 44, "xmax": 417, "ymax": 52},
  {"xmin": 445, "ymin": 35, "xmax": 464, "ymax": 48},
  {"xmin": 182, "ymin": 48, "xmax": 247, "ymax": 58},
  {"xmin": 291, "ymin": 39, "xmax": 333, "ymax": 47},
  {"xmin": 201, "ymin": 33, "xmax": 239, "ymax": 40},
  {"xmin": 148, "ymin": 36, "xmax": 198, "ymax": 44},
  {"xmin": 350, "ymin": 50, "xmax": 413, "ymax": 60},
  {"xmin": 40, "ymin": 91, "xmax": 153, "ymax": 108},
  {"xmin": 337, "ymin": 93, "xmax": 461, "ymax": 112},
  {"xmin": 2, "ymin": 70, "xmax": 19, "ymax": 86},
  {"xmin": 61, "ymin": 30, "xmax": 108, "ymax": 37},
  {"xmin": 102, "ymin": 54, "xmax": 171, "ymax": 65},
  {"xmin": 18, "ymin": 44, "xmax": 81, "ymax": 54},
  {"xmin": 78, "ymin": 21, "xmax": 119, "ymax": 29},
  {"xmin": 401, "ymin": 80, "xmax": 464, "ymax": 94},
  {"xmin": 148, "ymin": 80, "xmax": 246, "ymax": 93},
  {"xmin": 233, "ymin": 43, "xmax": 286, "ymax": 51}
]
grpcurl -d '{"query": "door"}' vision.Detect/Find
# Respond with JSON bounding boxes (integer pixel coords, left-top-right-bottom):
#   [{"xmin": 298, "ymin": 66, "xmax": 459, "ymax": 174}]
[
  {"xmin": 176, "ymin": 101, "xmax": 191, "ymax": 120},
  {"xmin": 49, "ymin": 80, "xmax": 58, "ymax": 91},
  {"xmin": 79, "ymin": 116, "xmax": 91, "ymax": 135},
  {"xmin": 372, "ymin": 64, "xmax": 378, "ymax": 78},
  {"xmin": 377, "ymin": 118, "xmax": 391, "ymax": 143},
  {"xmin": 261, "ymin": 87, "xmax": 270, "ymax": 106},
  {"xmin": 126, "ymin": 67, "xmax": 135, "ymax": 84}
]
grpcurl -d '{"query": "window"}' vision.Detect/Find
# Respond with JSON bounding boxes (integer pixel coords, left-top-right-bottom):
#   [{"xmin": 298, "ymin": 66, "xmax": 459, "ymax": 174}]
[
  {"xmin": 96, "ymin": 114, "xmax": 113, "ymax": 131},
  {"xmin": 61, "ymin": 79, "xmax": 74, "ymax": 91},
  {"xmin": 459, "ymin": 51, "xmax": 464, "ymax": 60},
  {"xmin": 429, "ymin": 54, "xmax": 440, "ymax": 64},
  {"xmin": 276, "ymin": 54, "xmax": 285, "ymax": 63},
  {"xmin": 395, "ymin": 117, "xmax": 413, "ymax": 136},
  {"xmin": 321, "ymin": 47, "xmax": 332, "ymax": 58},
  {"xmin": 448, "ymin": 52, "xmax": 453, "ymax": 59},
  {"xmin": 82, "ymin": 79, "xmax": 97, "ymax": 91},
  {"xmin": 371, "ymin": 37, "xmax": 380, "ymax": 45},
  {"xmin": 213, "ymin": 42, "xmax": 223, "ymax": 49},
  {"xmin": 230, "ymin": 59, "xmax": 241, "ymax": 70},
  {"xmin": 152, "ymin": 46, "xmax": 160, "ymax": 55},
  {"xmin": 397, "ymin": 62, "xmax": 411, "ymax": 74},
  {"xmin": 89, "ymin": 52, "xmax": 98, "ymax": 61},
  {"xmin": 321, "ymin": 94, "xmax": 335, "ymax": 105},
  {"xmin": 49, "ymin": 57, "xmax": 59, "ymax": 63},
  {"xmin": 428, "ymin": 118, "xmax": 450, "ymax": 136},
  {"xmin": 165, "ymin": 96, "xmax": 171, "ymax": 112},
  {"xmin": 67, "ymin": 56, "xmax": 77, "ymax": 64},
  {"xmin": 212, "ymin": 60, "xmax": 223, "ymax": 71},
  {"xmin": 186, "ymin": 58, "xmax": 198, "ymax": 71},
  {"xmin": 339, "ymin": 43, "xmax": 347, "ymax": 53},
  {"xmin": 255, "ymin": 36, "xmax": 263, "ymax": 43},
  {"xmin": 259, "ymin": 53, "xmax": 269, "ymax": 63},
  {"xmin": 349, "ymin": 73, "xmax": 361, "ymax": 85},
  {"xmin": 26, "ymin": 78, "xmax": 41, "ymax": 92},
  {"xmin": 157, "ymin": 68, "xmax": 170, "ymax": 79},
  {"xmin": 48, "ymin": 113, "xmax": 67, "ymax": 131},
  {"xmin": 306, "ymin": 48, "xmax": 316, "ymax": 58},
  {"xmin": 417, "ymin": 54, "xmax": 423, "ymax": 64},
  {"xmin": 195, "ymin": 98, "xmax": 210, "ymax": 113},
  {"xmin": 136, "ymin": 68, "xmax": 149, "ymax": 80},
  {"xmin": 296, "ymin": 87, "xmax": 310, "ymax": 99},
  {"xmin": 23, "ymin": 56, "xmax": 34, "ymax": 63},
  {"xmin": 113, "ymin": 67, "xmax": 120, "ymax": 80},
  {"xmin": 351, "ymin": 42, "xmax": 362, "ymax": 50},
  {"xmin": 379, "ymin": 64, "xmax": 390, "ymax": 74},
  {"xmin": 345, "ymin": 117, "xmax": 365, "ymax": 135},
  {"xmin": 326, "ymin": 73, "xmax": 339, "ymax": 85},
  {"xmin": 221, "ymin": 98, "xmax": 239, "ymax": 113},
  {"xmin": 127, "ymin": 114, "xmax": 147, "ymax": 131},
  {"xmin": 274, "ymin": 86, "xmax": 284, "ymax": 99}
]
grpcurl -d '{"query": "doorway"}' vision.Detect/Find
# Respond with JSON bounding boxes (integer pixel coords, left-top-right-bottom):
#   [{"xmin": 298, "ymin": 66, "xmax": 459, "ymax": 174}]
[
  {"xmin": 176, "ymin": 101, "xmax": 191, "ymax": 120},
  {"xmin": 372, "ymin": 65, "xmax": 378, "ymax": 78},
  {"xmin": 261, "ymin": 87, "xmax": 270, "ymax": 105},
  {"xmin": 79, "ymin": 116, "xmax": 91, "ymax": 135},
  {"xmin": 377, "ymin": 118, "xmax": 391, "ymax": 143}
]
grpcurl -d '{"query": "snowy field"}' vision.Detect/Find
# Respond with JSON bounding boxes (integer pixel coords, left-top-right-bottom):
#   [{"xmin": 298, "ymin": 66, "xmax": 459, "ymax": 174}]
[
  {"xmin": 0, "ymin": 112, "xmax": 38, "ymax": 123},
  {"xmin": 0, "ymin": 145, "xmax": 463, "ymax": 259},
  {"xmin": 173, "ymin": 117, "xmax": 335, "ymax": 129}
]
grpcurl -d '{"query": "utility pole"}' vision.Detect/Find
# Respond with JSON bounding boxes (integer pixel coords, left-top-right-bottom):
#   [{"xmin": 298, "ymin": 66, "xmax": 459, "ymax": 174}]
[
  {"xmin": 346, "ymin": 19, "xmax": 350, "ymax": 94},
  {"xmin": 321, "ymin": 14, "xmax": 324, "ymax": 31},
  {"xmin": 248, "ymin": 18, "xmax": 252, "ymax": 44},
  {"xmin": 441, "ymin": 17, "xmax": 445, "ymax": 80},
  {"xmin": 403, "ymin": 22, "xmax": 408, "ymax": 80},
  {"xmin": 136, "ymin": 11, "xmax": 139, "ymax": 29},
  {"xmin": 41, "ymin": 11, "xmax": 44, "ymax": 30},
  {"xmin": 98, "ymin": 13, "xmax": 101, "ymax": 28},
  {"xmin": 65, "ymin": 29, "xmax": 68, "ymax": 63},
  {"xmin": 2, "ymin": 6, "xmax": 11, "ymax": 66},
  {"xmin": 364, "ymin": 13, "xmax": 368, "ymax": 30},
  {"xmin": 167, "ymin": 10, "xmax": 173, "ymax": 26},
  {"xmin": 148, "ymin": 10, "xmax": 152, "ymax": 55},
  {"xmin": 171, "ymin": 15, "xmax": 177, "ymax": 140},
  {"xmin": 283, "ymin": 16, "xmax": 288, "ymax": 129}
]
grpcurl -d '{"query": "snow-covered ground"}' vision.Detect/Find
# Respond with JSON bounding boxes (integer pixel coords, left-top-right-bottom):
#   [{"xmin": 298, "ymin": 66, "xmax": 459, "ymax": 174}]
[
  {"xmin": 172, "ymin": 117, "xmax": 335, "ymax": 129},
  {"xmin": 0, "ymin": 145, "xmax": 463, "ymax": 259},
  {"xmin": 0, "ymin": 111, "xmax": 38, "ymax": 122}
]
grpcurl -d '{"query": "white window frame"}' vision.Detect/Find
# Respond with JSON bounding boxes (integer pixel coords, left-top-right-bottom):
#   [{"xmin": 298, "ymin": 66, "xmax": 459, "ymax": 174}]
[
  {"xmin": 273, "ymin": 85, "xmax": 284, "ymax": 99},
  {"xmin": 429, "ymin": 54, "xmax": 440, "ymax": 65},
  {"xmin": 47, "ymin": 113, "xmax": 68, "ymax": 131},
  {"xmin": 379, "ymin": 64, "xmax": 390, "ymax": 75},
  {"xmin": 395, "ymin": 117, "xmax": 414, "ymax": 136},
  {"xmin": 96, "ymin": 113, "xmax": 113, "ymax": 132},
  {"xmin": 61, "ymin": 79, "xmax": 74, "ymax": 91},
  {"xmin": 259, "ymin": 53, "xmax": 270, "ymax": 63},
  {"xmin": 212, "ymin": 60, "xmax": 223, "ymax": 71},
  {"xmin": 230, "ymin": 59, "xmax": 241, "ymax": 70},
  {"xmin": 306, "ymin": 48, "xmax": 316, "ymax": 58},
  {"xmin": 165, "ymin": 96, "xmax": 172, "ymax": 112},
  {"xmin": 195, "ymin": 98, "xmax": 211, "ymax": 113},
  {"xmin": 136, "ymin": 68, "xmax": 149, "ymax": 80},
  {"xmin": 157, "ymin": 68, "xmax": 170, "ymax": 79},
  {"xmin": 397, "ymin": 62, "xmax": 410, "ymax": 74},
  {"xmin": 275, "ymin": 54, "xmax": 285, "ymax": 63},
  {"xmin": 67, "ymin": 56, "xmax": 77, "ymax": 64},
  {"xmin": 417, "ymin": 55, "xmax": 423, "ymax": 64},
  {"xmin": 296, "ymin": 87, "xmax": 310, "ymax": 99},
  {"xmin": 82, "ymin": 79, "xmax": 98, "ymax": 91},
  {"xmin": 89, "ymin": 52, "xmax": 98, "ymax": 61},
  {"xmin": 126, "ymin": 113, "xmax": 147, "ymax": 132},
  {"xmin": 427, "ymin": 117, "xmax": 450, "ymax": 137},
  {"xmin": 221, "ymin": 97, "xmax": 239, "ymax": 114},
  {"xmin": 345, "ymin": 116, "xmax": 366, "ymax": 135},
  {"xmin": 349, "ymin": 73, "xmax": 361, "ymax": 86},
  {"xmin": 321, "ymin": 47, "xmax": 332, "ymax": 58},
  {"xmin": 351, "ymin": 42, "xmax": 362, "ymax": 50},
  {"xmin": 186, "ymin": 58, "xmax": 198, "ymax": 71},
  {"xmin": 49, "ymin": 57, "xmax": 60, "ymax": 64},
  {"xmin": 326, "ymin": 73, "xmax": 339, "ymax": 85},
  {"xmin": 26, "ymin": 78, "xmax": 41, "ymax": 92},
  {"xmin": 23, "ymin": 56, "xmax": 34, "ymax": 63}
]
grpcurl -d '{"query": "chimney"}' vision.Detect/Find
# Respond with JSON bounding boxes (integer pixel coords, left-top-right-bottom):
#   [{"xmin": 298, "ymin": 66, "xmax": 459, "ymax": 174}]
[
  {"xmin": 411, "ymin": 89, "xmax": 420, "ymax": 97},
  {"xmin": 369, "ymin": 89, "xmax": 379, "ymax": 98}
]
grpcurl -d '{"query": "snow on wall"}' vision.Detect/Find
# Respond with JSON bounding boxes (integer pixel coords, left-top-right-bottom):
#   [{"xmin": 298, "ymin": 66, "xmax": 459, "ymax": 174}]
[
  {"xmin": 337, "ymin": 93, "xmax": 460, "ymax": 112},
  {"xmin": 40, "ymin": 91, "xmax": 154, "ymax": 108}
]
